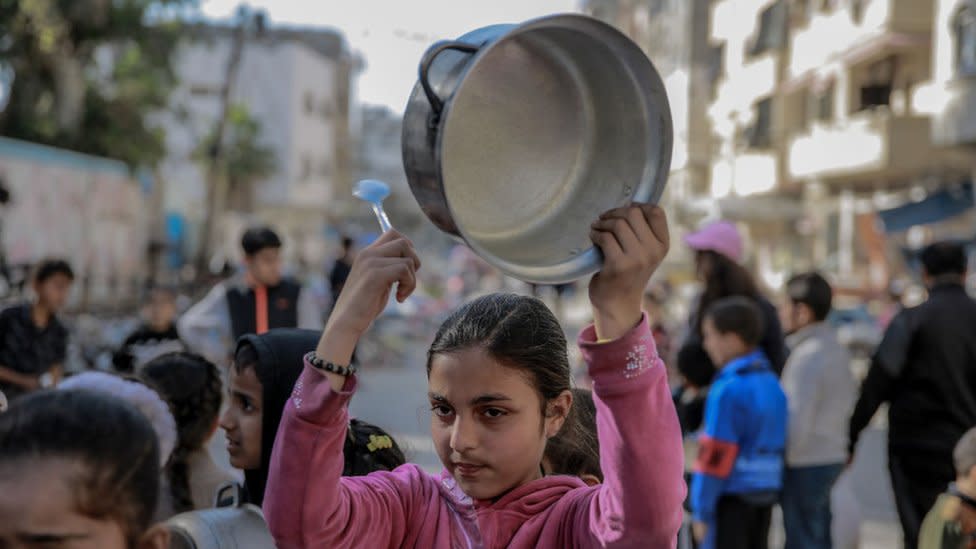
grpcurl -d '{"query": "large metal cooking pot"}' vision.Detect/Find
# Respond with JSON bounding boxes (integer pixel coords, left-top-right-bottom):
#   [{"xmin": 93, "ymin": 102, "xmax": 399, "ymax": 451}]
[{"xmin": 402, "ymin": 13, "xmax": 672, "ymax": 284}]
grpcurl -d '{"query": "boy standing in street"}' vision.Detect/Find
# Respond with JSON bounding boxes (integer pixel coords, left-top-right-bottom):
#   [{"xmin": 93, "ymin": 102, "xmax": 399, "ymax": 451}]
[
  {"xmin": 0, "ymin": 259, "xmax": 74, "ymax": 400},
  {"xmin": 692, "ymin": 296, "xmax": 788, "ymax": 549},
  {"xmin": 179, "ymin": 226, "xmax": 322, "ymax": 365},
  {"xmin": 780, "ymin": 272, "xmax": 855, "ymax": 549}
]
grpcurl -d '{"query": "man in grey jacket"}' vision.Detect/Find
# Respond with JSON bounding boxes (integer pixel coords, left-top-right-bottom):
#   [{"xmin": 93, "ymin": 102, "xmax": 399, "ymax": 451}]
[{"xmin": 779, "ymin": 272, "xmax": 856, "ymax": 549}]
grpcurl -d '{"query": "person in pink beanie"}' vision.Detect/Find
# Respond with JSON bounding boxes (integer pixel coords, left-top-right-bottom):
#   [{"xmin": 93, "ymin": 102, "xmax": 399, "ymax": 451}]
[
  {"xmin": 262, "ymin": 204, "xmax": 685, "ymax": 548},
  {"xmin": 676, "ymin": 220, "xmax": 787, "ymax": 425}
]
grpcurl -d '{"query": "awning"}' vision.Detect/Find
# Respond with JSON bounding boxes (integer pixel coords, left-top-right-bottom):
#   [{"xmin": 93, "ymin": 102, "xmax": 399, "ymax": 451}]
[{"xmin": 878, "ymin": 182, "xmax": 975, "ymax": 233}]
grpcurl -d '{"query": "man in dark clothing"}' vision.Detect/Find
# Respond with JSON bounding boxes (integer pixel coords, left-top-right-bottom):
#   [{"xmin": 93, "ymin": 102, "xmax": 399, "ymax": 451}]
[
  {"xmin": 179, "ymin": 226, "xmax": 322, "ymax": 365},
  {"xmin": 328, "ymin": 236, "xmax": 355, "ymax": 307},
  {"xmin": 850, "ymin": 241, "xmax": 976, "ymax": 549},
  {"xmin": 0, "ymin": 259, "xmax": 73, "ymax": 400}
]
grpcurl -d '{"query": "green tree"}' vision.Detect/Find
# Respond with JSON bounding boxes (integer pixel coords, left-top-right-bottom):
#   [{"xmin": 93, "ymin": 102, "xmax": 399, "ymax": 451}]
[
  {"xmin": 194, "ymin": 103, "xmax": 277, "ymax": 212},
  {"xmin": 0, "ymin": 0, "xmax": 195, "ymax": 168}
]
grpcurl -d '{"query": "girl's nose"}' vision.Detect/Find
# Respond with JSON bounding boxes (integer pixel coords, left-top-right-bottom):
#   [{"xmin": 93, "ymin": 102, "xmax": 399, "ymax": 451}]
[{"xmin": 449, "ymin": 416, "xmax": 477, "ymax": 453}]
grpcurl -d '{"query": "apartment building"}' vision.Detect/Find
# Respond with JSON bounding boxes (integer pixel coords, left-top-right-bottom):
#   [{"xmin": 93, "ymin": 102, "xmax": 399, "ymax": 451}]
[
  {"xmin": 709, "ymin": 0, "xmax": 970, "ymax": 288},
  {"xmin": 157, "ymin": 24, "xmax": 362, "ymax": 269}
]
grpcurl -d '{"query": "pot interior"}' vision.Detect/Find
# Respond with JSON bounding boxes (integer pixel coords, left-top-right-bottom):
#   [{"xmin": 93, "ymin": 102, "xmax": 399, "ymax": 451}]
[{"xmin": 440, "ymin": 21, "xmax": 660, "ymax": 275}]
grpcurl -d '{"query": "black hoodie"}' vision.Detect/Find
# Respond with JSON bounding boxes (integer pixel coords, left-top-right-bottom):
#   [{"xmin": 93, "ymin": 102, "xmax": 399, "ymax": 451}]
[{"xmin": 235, "ymin": 328, "xmax": 320, "ymax": 506}]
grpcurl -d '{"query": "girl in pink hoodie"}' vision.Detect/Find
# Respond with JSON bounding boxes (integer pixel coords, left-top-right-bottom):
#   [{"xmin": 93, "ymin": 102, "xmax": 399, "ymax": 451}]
[{"xmin": 264, "ymin": 203, "xmax": 686, "ymax": 548}]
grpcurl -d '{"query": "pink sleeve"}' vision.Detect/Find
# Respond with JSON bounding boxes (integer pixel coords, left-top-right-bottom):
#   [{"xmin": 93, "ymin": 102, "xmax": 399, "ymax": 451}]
[
  {"xmin": 574, "ymin": 315, "xmax": 686, "ymax": 548},
  {"xmin": 263, "ymin": 361, "xmax": 423, "ymax": 549}
]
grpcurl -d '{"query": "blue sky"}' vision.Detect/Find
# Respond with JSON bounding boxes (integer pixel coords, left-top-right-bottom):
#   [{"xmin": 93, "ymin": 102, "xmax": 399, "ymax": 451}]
[{"xmin": 200, "ymin": 0, "xmax": 581, "ymax": 112}]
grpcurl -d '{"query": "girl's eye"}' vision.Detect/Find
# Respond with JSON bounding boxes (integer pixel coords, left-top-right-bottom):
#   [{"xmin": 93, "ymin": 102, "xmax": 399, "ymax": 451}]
[
  {"xmin": 431, "ymin": 405, "xmax": 453, "ymax": 418},
  {"xmin": 482, "ymin": 408, "xmax": 507, "ymax": 419},
  {"xmin": 240, "ymin": 397, "xmax": 256, "ymax": 413}
]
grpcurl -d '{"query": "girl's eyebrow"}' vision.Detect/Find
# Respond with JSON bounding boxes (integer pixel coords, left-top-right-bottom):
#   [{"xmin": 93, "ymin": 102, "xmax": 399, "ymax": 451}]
[
  {"xmin": 470, "ymin": 394, "xmax": 511, "ymax": 405},
  {"xmin": 428, "ymin": 393, "xmax": 512, "ymax": 405}
]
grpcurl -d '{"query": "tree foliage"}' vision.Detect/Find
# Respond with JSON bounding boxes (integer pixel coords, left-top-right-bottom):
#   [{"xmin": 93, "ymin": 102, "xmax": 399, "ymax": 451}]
[{"xmin": 0, "ymin": 0, "xmax": 196, "ymax": 168}]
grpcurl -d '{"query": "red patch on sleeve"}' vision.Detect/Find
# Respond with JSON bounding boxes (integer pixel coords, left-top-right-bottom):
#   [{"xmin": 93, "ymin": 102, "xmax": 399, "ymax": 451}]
[{"xmin": 694, "ymin": 435, "xmax": 739, "ymax": 478}]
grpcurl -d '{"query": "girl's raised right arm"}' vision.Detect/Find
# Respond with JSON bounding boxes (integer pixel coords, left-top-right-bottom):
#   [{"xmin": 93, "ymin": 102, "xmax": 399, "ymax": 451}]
[
  {"xmin": 576, "ymin": 204, "xmax": 686, "ymax": 547},
  {"xmin": 263, "ymin": 232, "xmax": 423, "ymax": 549}
]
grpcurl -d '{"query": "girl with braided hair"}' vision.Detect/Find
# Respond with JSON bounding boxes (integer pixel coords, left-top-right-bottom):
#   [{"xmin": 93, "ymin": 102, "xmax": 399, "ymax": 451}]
[{"xmin": 142, "ymin": 352, "xmax": 236, "ymax": 516}]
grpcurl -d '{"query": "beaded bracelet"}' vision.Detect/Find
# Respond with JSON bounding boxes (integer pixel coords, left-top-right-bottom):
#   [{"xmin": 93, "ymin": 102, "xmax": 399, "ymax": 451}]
[{"xmin": 305, "ymin": 352, "xmax": 357, "ymax": 377}]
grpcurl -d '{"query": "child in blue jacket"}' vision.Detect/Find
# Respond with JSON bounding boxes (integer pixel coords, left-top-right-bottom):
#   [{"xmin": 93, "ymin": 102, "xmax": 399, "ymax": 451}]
[{"xmin": 691, "ymin": 296, "xmax": 788, "ymax": 549}]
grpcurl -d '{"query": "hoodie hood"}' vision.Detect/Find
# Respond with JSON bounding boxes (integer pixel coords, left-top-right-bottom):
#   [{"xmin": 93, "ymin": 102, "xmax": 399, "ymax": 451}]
[
  {"xmin": 236, "ymin": 328, "xmax": 320, "ymax": 506},
  {"xmin": 437, "ymin": 470, "xmax": 589, "ymax": 548}
]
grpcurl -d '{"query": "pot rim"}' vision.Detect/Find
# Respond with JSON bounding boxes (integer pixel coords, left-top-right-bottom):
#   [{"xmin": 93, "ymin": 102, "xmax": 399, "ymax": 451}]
[{"xmin": 433, "ymin": 13, "xmax": 673, "ymax": 284}]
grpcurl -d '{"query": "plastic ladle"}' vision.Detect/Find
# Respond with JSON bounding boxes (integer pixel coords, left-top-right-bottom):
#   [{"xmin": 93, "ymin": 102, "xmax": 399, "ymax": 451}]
[{"xmin": 353, "ymin": 179, "xmax": 393, "ymax": 233}]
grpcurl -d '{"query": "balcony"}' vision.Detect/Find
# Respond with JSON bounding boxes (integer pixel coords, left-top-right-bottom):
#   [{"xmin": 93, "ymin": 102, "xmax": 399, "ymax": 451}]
[
  {"xmin": 788, "ymin": 0, "xmax": 933, "ymax": 79},
  {"xmin": 711, "ymin": 0, "xmax": 781, "ymax": 43},
  {"xmin": 788, "ymin": 112, "xmax": 934, "ymax": 182},
  {"xmin": 711, "ymin": 151, "xmax": 778, "ymax": 198}
]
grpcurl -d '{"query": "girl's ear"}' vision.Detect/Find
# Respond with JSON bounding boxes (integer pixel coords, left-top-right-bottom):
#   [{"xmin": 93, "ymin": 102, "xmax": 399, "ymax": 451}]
[
  {"xmin": 544, "ymin": 390, "xmax": 574, "ymax": 438},
  {"xmin": 138, "ymin": 524, "xmax": 171, "ymax": 549},
  {"xmin": 580, "ymin": 474, "xmax": 602, "ymax": 487}
]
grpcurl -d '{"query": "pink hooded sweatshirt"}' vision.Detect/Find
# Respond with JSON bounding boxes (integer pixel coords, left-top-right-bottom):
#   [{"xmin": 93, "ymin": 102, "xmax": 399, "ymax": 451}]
[{"xmin": 264, "ymin": 316, "xmax": 686, "ymax": 548}]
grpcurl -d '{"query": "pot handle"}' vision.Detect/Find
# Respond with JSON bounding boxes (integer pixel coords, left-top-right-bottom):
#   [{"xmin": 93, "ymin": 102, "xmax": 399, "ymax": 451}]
[{"xmin": 419, "ymin": 40, "xmax": 481, "ymax": 115}]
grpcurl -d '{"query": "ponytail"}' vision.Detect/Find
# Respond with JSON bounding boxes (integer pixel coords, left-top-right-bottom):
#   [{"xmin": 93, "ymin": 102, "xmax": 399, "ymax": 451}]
[{"xmin": 142, "ymin": 352, "xmax": 223, "ymax": 512}]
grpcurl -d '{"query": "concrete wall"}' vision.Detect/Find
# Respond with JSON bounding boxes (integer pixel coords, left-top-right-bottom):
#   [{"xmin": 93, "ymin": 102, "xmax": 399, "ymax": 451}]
[{"xmin": 0, "ymin": 138, "xmax": 148, "ymax": 307}]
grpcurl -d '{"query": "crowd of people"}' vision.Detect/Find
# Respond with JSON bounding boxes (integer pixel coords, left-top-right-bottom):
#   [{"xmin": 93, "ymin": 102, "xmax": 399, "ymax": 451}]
[{"xmin": 0, "ymin": 206, "xmax": 974, "ymax": 549}]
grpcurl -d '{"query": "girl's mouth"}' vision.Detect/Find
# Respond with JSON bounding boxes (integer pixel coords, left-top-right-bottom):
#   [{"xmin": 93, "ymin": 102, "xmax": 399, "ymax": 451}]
[
  {"xmin": 225, "ymin": 437, "xmax": 241, "ymax": 454},
  {"xmin": 454, "ymin": 463, "xmax": 485, "ymax": 477}
]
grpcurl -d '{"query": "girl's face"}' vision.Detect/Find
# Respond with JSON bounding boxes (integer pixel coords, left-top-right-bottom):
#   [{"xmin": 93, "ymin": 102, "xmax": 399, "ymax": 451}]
[
  {"xmin": 428, "ymin": 347, "xmax": 570, "ymax": 501},
  {"xmin": 220, "ymin": 366, "xmax": 263, "ymax": 470},
  {"xmin": 0, "ymin": 459, "xmax": 128, "ymax": 549}
]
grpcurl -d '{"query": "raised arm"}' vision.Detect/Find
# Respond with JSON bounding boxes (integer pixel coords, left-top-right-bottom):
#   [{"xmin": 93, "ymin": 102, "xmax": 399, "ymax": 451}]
[
  {"xmin": 264, "ymin": 230, "xmax": 423, "ymax": 548},
  {"xmin": 575, "ymin": 204, "xmax": 685, "ymax": 547},
  {"xmin": 577, "ymin": 317, "xmax": 686, "ymax": 547}
]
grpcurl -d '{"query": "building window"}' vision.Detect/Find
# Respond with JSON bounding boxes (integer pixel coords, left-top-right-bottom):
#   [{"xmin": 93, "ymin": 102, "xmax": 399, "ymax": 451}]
[
  {"xmin": 707, "ymin": 43, "xmax": 725, "ymax": 98},
  {"xmin": 850, "ymin": 0, "xmax": 865, "ymax": 23},
  {"xmin": 812, "ymin": 82, "xmax": 834, "ymax": 121},
  {"xmin": 743, "ymin": 98, "xmax": 773, "ymax": 150},
  {"xmin": 953, "ymin": 3, "xmax": 976, "ymax": 77},
  {"xmin": 189, "ymin": 85, "xmax": 219, "ymax": 96},
  {"xmin": 747, "ymin": 0, "xmax": 789, "ymax": 58},
  {"xmin": 857, "ymin": 57, "xmax": 895, "ymax": 111},
  {"xmin": 819, "ymin": 0, "xmax": 840, "ymax": 12}
]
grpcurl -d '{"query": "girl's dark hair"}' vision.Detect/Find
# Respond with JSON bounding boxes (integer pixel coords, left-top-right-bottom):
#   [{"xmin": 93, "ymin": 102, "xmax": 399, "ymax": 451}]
[
  {"xmin": 233, "ymin": 342, "xmax": 260, "ymax": 375},
  {"xmin": 343, "ymin": 419, "xmax": 407, "ymax": 476},
  {"xmin": 427, "ymin": 293, "xmax": 571, "ymax": 409},
  {"xmin": 0, "ymin": 390, "xmax": 159, "ymax": 545},
  {"xmin": 695, "ymin": 250, "xmax": 760, "ymax": 333},
  {"xmin": 141, "ymin": 352, "xmax": 223, "ymax": 513},
  {"xmin": 544, "ymin": 388, "xmax": 602, "ymax": 481}
]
